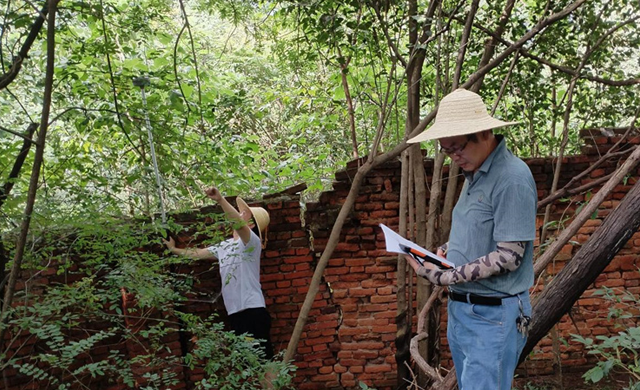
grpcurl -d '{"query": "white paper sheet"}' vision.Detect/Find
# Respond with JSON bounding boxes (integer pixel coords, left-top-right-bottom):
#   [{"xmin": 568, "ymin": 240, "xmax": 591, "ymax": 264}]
[{"xmin": 380, "ymin": 223, "xmax": 455, "ymax": 269}]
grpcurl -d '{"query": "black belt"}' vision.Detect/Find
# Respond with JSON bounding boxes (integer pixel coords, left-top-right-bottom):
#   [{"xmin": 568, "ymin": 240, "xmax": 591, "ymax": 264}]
[{"xmin": 449, "ymin": 291, "xmax": 503, "ymax": 306}]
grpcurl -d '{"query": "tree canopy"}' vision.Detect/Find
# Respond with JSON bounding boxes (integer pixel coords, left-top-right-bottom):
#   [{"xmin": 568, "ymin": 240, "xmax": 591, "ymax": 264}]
[
  {"xmin": 1, "ymin": 0, "xmax": 639, "ymax": 389},
  {"xmin": 1, "ymin": 1, "xmax": 638, "ymax": 228}
]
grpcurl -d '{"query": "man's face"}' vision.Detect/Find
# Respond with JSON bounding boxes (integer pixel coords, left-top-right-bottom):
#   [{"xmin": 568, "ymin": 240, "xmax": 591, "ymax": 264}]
[{"xmin": 439, "ymin": 134, "xmax": 484, "ymax": 172}]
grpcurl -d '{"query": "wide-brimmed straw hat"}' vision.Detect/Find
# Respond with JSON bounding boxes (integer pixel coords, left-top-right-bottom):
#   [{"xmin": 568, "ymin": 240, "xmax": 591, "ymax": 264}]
[
  {"xmin": 408, "ymin": 88, "xmax": 518, "ymax": 143},
  {"xmin": 236, "ymin": 197, "xmax": 270, "ymax": 242}
]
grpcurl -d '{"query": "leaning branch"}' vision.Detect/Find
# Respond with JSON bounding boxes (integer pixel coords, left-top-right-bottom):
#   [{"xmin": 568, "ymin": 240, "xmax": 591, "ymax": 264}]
[
  {"xmin": 534, "ymin": 143, "xmax": 640, "ymax": 277},
  {"xmin": 409, "ymin": 286, "xmax": 445, "ymax": 383},
  {"xmin": 470, "ymin": 16, "xmax": 640, "ymax": 87},
  {"xmin": 522, "ymin": 175, "xmax": 640, "ymax": 362},
  {"xmin": 0, "ymin": 123, "xmax": 39, "ymax": 208},
  {"xmin": 0, "ymin": 0, "xmax": 59, "ymax": 346},
  {"xmin": 0, "ymin": 3, "xmax": 48, "ymax": 90}
]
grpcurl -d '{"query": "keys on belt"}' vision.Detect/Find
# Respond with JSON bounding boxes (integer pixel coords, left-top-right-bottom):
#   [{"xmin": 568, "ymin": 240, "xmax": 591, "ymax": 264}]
[{"xmin": 516, "ymin": 299, "xmax": 531, "ymax": 338}]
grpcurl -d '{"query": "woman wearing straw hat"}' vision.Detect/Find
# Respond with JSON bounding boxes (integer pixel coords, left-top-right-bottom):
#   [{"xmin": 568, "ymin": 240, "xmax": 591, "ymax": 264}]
[
  {"xmin": 163, "ymin": 186, "xmax": 273, "ymax": 359},
  {"xmin": 406, "ymin": 88, "xmax": 537, "ymax": 390}
]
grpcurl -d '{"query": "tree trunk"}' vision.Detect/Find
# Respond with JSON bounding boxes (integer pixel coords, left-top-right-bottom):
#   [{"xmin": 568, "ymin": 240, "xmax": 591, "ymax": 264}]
[
  {"xmin": 283, "ymin": 0, "xmax": 588, "ymax": 365},
  {"xmin": 520, "ymin": 177, "xmax": 640, "ymax": 362},
  {"xmin": 395, "ymin": 150, "xmax": 412, "ymax": 388},
  {"xmin": 0, "ymin": 123, "xmax": 38, "ymax": 208},
  {"xmin": 0, "ymin": 0, "xmax": 58, "ymax": 344},
  {"xmin": 0, "ymin": 123, "xmax": 38, "ymax": 299}
]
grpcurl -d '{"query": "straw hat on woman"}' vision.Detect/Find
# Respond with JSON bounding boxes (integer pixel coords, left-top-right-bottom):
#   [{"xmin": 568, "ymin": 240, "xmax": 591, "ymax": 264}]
[{"xmin": 163, "ymin": 186, "xmax": 274, "ymax": 360}]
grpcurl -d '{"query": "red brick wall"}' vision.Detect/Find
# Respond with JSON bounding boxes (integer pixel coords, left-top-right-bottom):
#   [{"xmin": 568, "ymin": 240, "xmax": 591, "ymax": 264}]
[
  {"xmin": 3, "ymin": 129, "xmax": 640, "ymax": 389},
  {"xmin": 298, "ymin": 129, "xmax": 640, "ymax": 388}
]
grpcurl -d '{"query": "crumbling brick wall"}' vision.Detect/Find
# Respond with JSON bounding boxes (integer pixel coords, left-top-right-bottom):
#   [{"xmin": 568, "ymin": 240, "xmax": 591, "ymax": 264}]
[
  {"xmin": 2, "ymin": 129, "xmax": 639, "ymax": 390},
  {"xmin": 298, "ymin": 128, "xmax": 640, "ymax": 388}
]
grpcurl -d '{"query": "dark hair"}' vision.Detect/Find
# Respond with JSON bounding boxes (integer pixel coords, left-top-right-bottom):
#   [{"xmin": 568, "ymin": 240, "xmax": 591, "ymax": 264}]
[
  {"xmin": 468, "ymin": 129, "xmax": 495, "ymax": 143},
  {"xmin": 251, "ymin": 223, "xmax": 260, "ymax": 238}
]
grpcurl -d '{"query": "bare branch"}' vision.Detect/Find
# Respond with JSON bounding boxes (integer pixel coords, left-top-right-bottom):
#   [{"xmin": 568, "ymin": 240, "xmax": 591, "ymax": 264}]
[
  {"xmin": 472, "ymin": 0, "xmax": 517, "ymax": 92},
  {"xmin": 0, "ymin": 125, "xmax": 38, "ymax": 145},
  {"xmin": 452, "ymin": 0, "xmax": 480, "ymax": 89},
  {"xmin": 98, "ymin": 0, "xmax": 143, "ymax": 157},
  {"xmin": 0, "ymin": 123, "xmax": 39, "ymax": 208},
  {"xmin": 0, "ymin": 0, "xmax": 59, "ymax": 345},
  {"xmin": 371, "ymin": 1, "xmax": 408, "ymax": 68},
  {"xmin": 470, "ymin": 16, "xmax": 640, "ymax": 87},
  {"xmin": 178, "ymin": 0, "xmax": 205, "ymax": 126},
  {"xmin": 537, "ymin": 143, "xmax": 636, "ymax": 208},
  {"xmin": 534, "ymin": 143, "xmax": 640, "ymax": 277},
  {"xmin": 0, "ymin": 3, "xmax": 48, "ymax": 90},
  {"xmin": 410, "ymin": 286, "xmax": 445, "ymax": 383},
  {"xmin": 460, "ymin": 0, "xmax": 588, "ymax": 90}
]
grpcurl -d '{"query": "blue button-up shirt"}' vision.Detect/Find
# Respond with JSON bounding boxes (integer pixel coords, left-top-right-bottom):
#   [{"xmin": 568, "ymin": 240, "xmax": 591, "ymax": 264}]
[{"xmin": 448, "ymin": 135, "xmax": 537, "ymax": 296}]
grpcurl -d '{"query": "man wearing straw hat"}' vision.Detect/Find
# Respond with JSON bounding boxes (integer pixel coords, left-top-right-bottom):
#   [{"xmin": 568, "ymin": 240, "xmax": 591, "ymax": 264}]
[
  {"xmin": 164, "ymin": 186, "xmax": 274, "ymax": 359},
  {"xmin": 405, "ymin": 88, "xmax": 537, "ymax": 390}
]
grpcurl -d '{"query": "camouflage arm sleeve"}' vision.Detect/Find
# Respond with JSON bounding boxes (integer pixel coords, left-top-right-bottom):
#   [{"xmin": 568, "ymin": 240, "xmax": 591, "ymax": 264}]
[{"xmin": 416, "ymin": 241, "xmax": 526, "ymax": 286}]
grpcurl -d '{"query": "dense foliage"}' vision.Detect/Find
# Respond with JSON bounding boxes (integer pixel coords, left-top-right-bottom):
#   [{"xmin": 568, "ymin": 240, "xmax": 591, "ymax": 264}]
[
  {"xmin": 1, "ymin": 0, "xmax": 356, "ymax": 228},
  {"xmin": 1, "ymin": 1, "xmax": 639, "ymax": 225},
  {"xmin": 573, "ymin": 284, "xmax": 640, "ymax": 389},
  {"xmin": 1, "ymin": 218, "xmax": 295, "ymax": 388}
]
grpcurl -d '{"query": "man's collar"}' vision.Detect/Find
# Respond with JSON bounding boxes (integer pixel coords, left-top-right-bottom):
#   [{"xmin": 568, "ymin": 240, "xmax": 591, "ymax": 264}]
[{"xmin": 477, "ymin": 134, "xmax": 505, "ymax": 174}]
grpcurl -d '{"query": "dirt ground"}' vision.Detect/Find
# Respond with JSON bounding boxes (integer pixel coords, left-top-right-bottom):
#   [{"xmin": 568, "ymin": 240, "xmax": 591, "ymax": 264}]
[{"xmin": 513, "ymin": 371, "xmax": 631, "ymax": 390}]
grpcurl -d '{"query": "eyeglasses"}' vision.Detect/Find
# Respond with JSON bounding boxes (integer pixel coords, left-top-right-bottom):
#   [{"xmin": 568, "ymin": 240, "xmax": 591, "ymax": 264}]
[{"xmin": 439, "ymin": 139, "xmax": 469, "ymax": 156}]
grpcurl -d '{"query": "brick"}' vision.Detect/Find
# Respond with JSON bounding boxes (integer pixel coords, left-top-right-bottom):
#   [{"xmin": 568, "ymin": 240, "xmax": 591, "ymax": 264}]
[
  {"xmin": 352, "ymin": 350, "xmax": 379, "ymax": 359},
  {"xmin": 365, "ymin": 265, "xmax": 396, "ymax": 273},
  {"xmin": 371, "ymin": 295, "xmax": 396, "ymax": 304},
  {"xmin": 339, "ymin": 358, "xmax": 366, "ymax": 366},
  {"xmin": 325, "ymin": 267, "xmax": 349, "ymax": 276},
  {"xmin": 372, "ymin": 324, "xmax": 396, "ymax": 333},
  {"xmin": 345, "ymin": 258, "xmax": 374, "ymax": 267},
  {"xmin": 377, "ymin": 286, "xmax": 395, "ymax": 295},
  {"xmin": 348, "ymin": 288, "xmax": 376, "ymax": 297},
  {"xmin": 283, "ymin": 270, "xmax": 314, "ymax": 279},
  {"xmin": 341, "ymin": 341, "xmax": 385, "ymax": 350},
  {"xmin": 262, "ymin": 273, "xmax": 284, "ymax": 282},
  {"xmin": 276, "ymin": 280, "xmax": 292, "ymax": 288}
]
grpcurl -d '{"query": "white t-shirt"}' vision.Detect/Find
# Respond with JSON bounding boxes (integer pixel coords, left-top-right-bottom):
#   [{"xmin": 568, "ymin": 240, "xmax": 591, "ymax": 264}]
[{"xmin": 207, "ymin": 231, "xmax": 265, "ymax": 315}]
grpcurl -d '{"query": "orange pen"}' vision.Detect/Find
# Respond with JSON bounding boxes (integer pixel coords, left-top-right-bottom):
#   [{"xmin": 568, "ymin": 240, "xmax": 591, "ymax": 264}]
[{"xmin": 400, "ymin": 244, "xmax": 453, "ymax": 269}]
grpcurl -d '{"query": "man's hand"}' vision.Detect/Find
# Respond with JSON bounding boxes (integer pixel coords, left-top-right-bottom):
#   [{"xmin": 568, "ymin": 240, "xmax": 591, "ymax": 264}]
[
  {"xmin": 405, "ymin": 254, "xmax": 422, "ymax": 273},
  {"xmin": 205, "ymin": 186, "xmax": 223, "ymax": 202},
  {"xmin": 422, "ymin": 260, "xmax": 439, "ymax": 272},
  {"xmin": 405, "ymin": 254, "xmax": 439, "ymax": 273}
]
